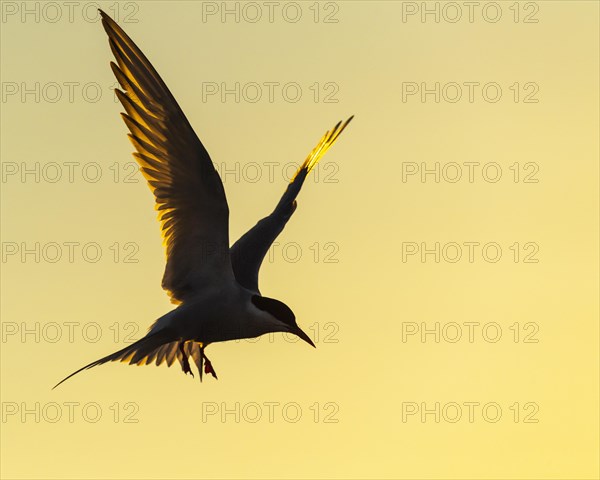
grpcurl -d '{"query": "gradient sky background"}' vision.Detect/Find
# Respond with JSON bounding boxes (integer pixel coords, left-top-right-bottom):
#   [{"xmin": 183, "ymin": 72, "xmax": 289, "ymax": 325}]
[{"xmin": 1, "ymin": 1, "xmax": 598, "ymax": 479}]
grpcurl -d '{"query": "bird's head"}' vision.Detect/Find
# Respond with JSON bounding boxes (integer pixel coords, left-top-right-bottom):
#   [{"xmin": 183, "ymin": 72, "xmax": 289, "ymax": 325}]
[{"xmin": 251, "ymin": 295, "xmax": 316, "ymax": 347}]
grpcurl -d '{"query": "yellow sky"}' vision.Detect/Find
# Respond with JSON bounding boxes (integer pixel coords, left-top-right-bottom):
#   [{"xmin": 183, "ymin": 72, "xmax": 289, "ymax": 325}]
[{"xmin": 1, "ymin": 1, "xmax": 598, "ymax": 479}]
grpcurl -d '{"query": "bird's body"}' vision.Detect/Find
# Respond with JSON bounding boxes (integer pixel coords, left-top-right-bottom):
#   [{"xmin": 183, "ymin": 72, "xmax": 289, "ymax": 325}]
[
  {"xmin": 53, "ymin": 9, "xmax": 352, "ymax": 388},
  {"xmin": 149, "ymin": 283, "xmax": 286, "ymax": 344}
]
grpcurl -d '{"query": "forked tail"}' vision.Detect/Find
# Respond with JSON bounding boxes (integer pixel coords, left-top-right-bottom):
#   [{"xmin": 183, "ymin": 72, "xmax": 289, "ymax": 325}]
[{"xmin": 53, "ymin": 329, "xmax": 176, "ymax": 389}]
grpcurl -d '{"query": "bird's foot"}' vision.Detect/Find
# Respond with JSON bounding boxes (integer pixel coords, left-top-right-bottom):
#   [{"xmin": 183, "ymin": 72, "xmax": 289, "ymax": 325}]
[{"xmin": 203, "ymin": 353, "xmax": 218, "ymax": 379}]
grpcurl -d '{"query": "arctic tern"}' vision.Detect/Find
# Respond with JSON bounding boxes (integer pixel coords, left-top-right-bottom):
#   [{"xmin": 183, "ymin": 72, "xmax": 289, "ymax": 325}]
[{"xmin": 54, "ymin": 10, "xmax": 352, "ymax": 388}]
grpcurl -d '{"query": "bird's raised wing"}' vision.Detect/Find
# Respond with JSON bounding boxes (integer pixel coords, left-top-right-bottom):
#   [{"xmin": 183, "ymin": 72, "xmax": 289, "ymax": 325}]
[
  {"xmin": 100, "ymin": 10, "xmax": 232, "ymax": 304},
  {"xmin": 230, "ymin": 117, "xmax": 353, "ymax": 292}
]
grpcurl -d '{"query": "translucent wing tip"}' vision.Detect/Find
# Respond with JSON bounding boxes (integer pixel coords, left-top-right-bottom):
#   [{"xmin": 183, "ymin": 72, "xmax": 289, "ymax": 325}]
[{"xmin": 291, "ymin": 115, "xmax": 354, "ymax": 183}]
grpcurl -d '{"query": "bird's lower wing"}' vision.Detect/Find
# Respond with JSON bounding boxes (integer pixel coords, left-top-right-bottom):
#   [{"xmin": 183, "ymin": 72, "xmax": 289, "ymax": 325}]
[{"xmin": 230, "ymin": 117, "xmax": 353, "ymax": 292}]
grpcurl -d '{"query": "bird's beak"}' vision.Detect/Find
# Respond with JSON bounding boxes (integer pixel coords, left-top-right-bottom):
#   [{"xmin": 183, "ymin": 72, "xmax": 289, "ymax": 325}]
[{"xmin": 293, "ymin": 325, "xmax": 316, "ymax": 348}]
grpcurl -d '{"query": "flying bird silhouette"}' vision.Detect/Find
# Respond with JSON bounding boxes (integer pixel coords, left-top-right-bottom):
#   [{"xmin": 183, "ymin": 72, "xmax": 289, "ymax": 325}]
[{"xmin": 54, "ymin": 10, "xmax": 352, "ymax": 388}]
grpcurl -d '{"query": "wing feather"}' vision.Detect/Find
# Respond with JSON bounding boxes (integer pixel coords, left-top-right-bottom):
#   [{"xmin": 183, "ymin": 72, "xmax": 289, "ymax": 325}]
[
  {"xmin": 100, "ymin": 10, "xmax": 232, "ymax": 304},
  {"xmin": 231, "ymin": 117, "xmax": 353, "ymax": 292},
  {"xmin": 165, "ymin": 342, "xmax": 178, "ymax": 367}
]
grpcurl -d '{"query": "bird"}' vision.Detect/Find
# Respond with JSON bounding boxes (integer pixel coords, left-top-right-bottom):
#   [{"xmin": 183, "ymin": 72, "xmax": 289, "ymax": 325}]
[{"xmin": 53, "ymin": 9, "xmax": 353, "ymax": 388}]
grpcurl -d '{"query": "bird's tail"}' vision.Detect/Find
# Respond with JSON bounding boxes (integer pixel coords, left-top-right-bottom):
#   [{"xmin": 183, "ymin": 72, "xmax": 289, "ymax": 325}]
[
  {"xmin": 291, "ymin": 115, "xmax": 354, "ymax": 182},
  {"xmin": 52, "ymin": 328, "xmax": 177, "ymax": 389}
]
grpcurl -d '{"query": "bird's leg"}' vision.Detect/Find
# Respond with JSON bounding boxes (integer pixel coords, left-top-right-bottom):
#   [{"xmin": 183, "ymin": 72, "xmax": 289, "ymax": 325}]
[
  {"xmin": 201, "ymin": 347, "xmax": 218, "ymax": 379},
  {"xmin": 178, "ymin": 341, "xmax": 194, "ymax": 377}
]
